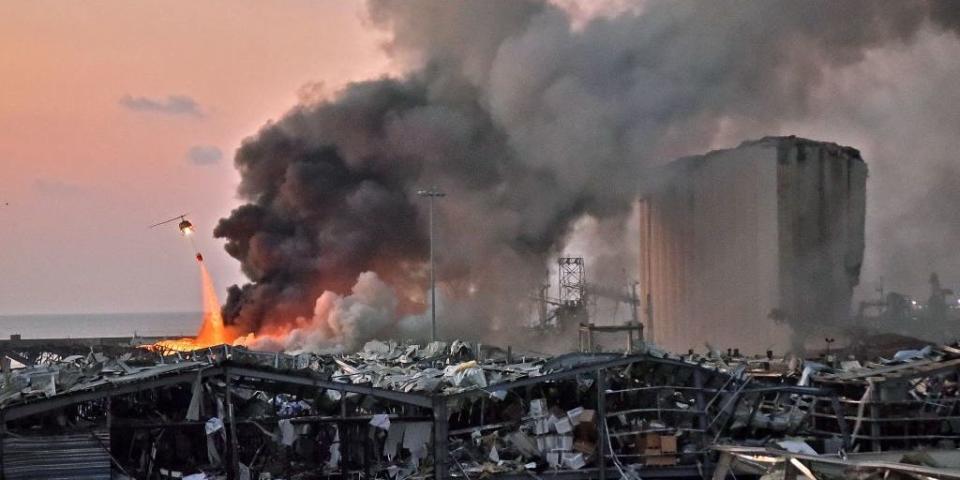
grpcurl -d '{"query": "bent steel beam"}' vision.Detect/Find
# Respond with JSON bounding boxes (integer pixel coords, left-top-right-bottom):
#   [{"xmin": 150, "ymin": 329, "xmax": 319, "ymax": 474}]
[
  {"xmin": 225, "ymin": 366, "xmax": 433, "ymax": 408},
  {"xmin": 2, "ymin": 366, "xmax": 224, "ymax": 422}
]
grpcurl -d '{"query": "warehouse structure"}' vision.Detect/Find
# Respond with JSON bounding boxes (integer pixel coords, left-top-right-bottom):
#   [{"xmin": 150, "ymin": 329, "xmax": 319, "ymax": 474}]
[
  {"xmin": 1, "ymin": 341, "xmax": 776, "ymax": 479},
  {"xmin": 638, "ymin": 136, "xmax": 867, "ymax": 353}
]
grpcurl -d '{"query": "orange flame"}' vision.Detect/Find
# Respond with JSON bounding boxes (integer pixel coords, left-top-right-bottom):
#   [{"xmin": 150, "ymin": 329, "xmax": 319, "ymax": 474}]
[
  {"xmin": 195, "ymin": 261, "xmax": 227, "ymax": 345},
  {"xmin": 150, "ymin": 259, "xmax": 241, "ymax": 352}
]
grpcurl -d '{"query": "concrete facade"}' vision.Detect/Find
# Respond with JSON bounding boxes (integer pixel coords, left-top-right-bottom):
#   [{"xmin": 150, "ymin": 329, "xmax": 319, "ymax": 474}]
[{"xmin": 638, "ymin": 136, "xmax": 867, "ymax": 353}]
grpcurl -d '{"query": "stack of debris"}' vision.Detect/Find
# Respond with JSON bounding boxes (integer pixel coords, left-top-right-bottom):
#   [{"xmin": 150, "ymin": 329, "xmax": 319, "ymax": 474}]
[
  {"xmin": 12, "ymin": 336, "xmax": 960, "ymax": 478},
  {"xmin": 636, "ymin": 432, "xmax": 678, "ymax": 466},
  {"xmin": 1, "ymin": 339, "xmax": 746, "ymax": 479},
  {"xmin": 0, "ymin": 350, "xmax": 200, "ymax": 409},
  {"xmin": 713, "ymin": 341, "xmax": 960, "ymax": 479},
  {"xmin": 808, "ymin": 342, "xmax": 960, "ymax": 452}
]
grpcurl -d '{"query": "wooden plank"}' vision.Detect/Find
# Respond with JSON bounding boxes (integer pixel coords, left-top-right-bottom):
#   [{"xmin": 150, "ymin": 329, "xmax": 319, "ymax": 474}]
[{"xmin": 711, "ymin": 452, "xmax": 733, "ymax": 480}]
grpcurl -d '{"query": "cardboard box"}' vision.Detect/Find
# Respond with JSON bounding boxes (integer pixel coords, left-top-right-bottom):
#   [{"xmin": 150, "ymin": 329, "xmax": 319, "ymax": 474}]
[
  {"xmin": 645, "ymin": 454, "xmax": 677, "ymax": 466},
  {"xmin": 534, "ymin": 418, "xmax": 550, "ymax": 435},
  {"xmin": 573, "ymin": 409, "xmax": 598, "ymax": 442},
  {"xmin": 554, "ymin": 417, "xmax": 573, "ymax": 435},
  {"xmin": 562, "ymin": 452, "xmax": 586, "ymax": 470},
  {"xmin": 573, "ymin": 439, "xmax": 595, "ymax": 455},
  {"xmin": 574, "ymin": 426, "xmax": 597, "ymax": 442},
  {"xmin": 573, "ymin": 424, "xmax": 597, "ymax": 442},
  {"xmin": 542, "ymin": 435, "xmax": 558, "ymax": 451},
  {"xmin": 660, "ymin": 435, "xmax": 678, "ymax": 454},
  {"xmin": 567, "ymin": 407, "xmax": 585, "ymax": 424},
  {"xmin": 529, "ymin": 399, "xmax": 547, "ymax": 417},
  {"xmin": 636, "ymin": 433, "xmax": 661, "ymax": 452},
  {"xmin": 578, "ymin": 409, "xmax": 596, "ymax": 424}
]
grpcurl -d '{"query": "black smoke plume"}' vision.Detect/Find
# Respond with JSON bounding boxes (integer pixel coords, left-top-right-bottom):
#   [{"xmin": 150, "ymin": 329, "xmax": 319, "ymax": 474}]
[{"xmin": 215, "ymin": 0, "xmax": 960, "ymax": 348}]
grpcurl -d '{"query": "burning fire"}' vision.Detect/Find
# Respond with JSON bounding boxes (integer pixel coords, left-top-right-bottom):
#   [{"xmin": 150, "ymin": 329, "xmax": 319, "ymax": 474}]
[
  {"xmin": 150, "ymin": 259, "xmax": 242, "ymax": 353},
  {"xmin": 147, "ymin": 260, "xmax": 416, "ymax": 354},
  {"xmin": 194, "ymin": 261, "xmax": 227, "ymax": 345}
]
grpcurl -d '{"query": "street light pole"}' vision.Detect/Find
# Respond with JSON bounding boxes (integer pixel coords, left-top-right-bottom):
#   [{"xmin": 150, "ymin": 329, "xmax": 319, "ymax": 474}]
[{"xmin": 417, "ymin": 187, "xmax": 445, "ymax": 342}]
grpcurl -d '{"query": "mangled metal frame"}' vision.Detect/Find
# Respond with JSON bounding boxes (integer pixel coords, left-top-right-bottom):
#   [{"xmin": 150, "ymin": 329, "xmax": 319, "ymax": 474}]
[
  {"xmin": 712, "ymin": 444, "xmax": 960, "ymax": 480},
  {"xmin": 1, "ymin": 361, "xmax": 436, "ymax": 479},
  {"xmin": 1, "ymin": 344, "xmax": 856, "ymax": 479},
  {"xmin": 806, "ymin": 346, "xmax": 960, "ymax": 453}
]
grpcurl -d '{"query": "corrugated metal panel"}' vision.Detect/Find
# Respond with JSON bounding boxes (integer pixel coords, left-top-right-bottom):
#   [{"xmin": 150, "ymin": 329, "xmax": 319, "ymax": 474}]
[{"xmin": 2, "ymin": 431, "xmax": 110, "ymax": 480}]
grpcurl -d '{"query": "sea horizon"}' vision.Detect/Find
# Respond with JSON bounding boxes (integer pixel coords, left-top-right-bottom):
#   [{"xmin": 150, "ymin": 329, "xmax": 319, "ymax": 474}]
[{"xmin": 0, "ymin": 311, "xmax": 201, "ymax": 340}]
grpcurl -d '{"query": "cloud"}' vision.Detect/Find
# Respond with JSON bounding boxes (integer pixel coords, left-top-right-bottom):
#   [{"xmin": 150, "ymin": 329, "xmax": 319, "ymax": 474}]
[
  {"xmin": 187, "ymin": 145, "xmax": 223, "ymax": 166},
  {"xmin": 33, "ymin": 178, "xmax": 86, "ymax": 197},
  {"xmin": 119, "ymin": 94, "xmax": 204, "ymax": 117}
]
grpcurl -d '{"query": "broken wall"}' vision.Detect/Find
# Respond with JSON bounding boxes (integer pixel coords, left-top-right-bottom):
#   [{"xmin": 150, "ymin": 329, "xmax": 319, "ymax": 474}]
[{"xmin": 776, "ymin": 138, "xmax": 867, "ymax": 348}]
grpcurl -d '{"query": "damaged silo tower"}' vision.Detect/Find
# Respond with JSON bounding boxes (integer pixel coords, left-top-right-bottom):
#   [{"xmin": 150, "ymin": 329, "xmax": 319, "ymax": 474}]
[{"xmin": 638, "ymin": 136, "xmax": 867, "ymax": 353}]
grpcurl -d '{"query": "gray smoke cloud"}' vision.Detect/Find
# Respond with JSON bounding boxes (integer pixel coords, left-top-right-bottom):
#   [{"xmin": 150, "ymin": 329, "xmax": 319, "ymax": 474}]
[
  {"xmin": 241, "ymin": 271, "xmax": 440, "ymax": 353},
  {"xmin": 215, "ymin": 0, "xmax": 960, "ymax": 349},
  {"xmin": 779, "ymin": 28, "xmax": 960, "ymax": 301}
]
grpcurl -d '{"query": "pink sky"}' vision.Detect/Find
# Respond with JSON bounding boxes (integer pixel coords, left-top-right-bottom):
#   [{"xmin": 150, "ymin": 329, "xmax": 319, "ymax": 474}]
[
  {"xmin": 3, "ymin": 1, "xmax": 959, "ymax": 316},
  {"xmin": 0, "ymin": 1, "xmax": 394, "ymax": 314}
]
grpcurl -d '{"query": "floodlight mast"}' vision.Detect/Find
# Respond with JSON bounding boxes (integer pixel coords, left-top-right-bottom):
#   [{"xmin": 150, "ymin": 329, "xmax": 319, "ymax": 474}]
[{"xmin": 416, "ymin": 187, "xmax": 445, "ymax": 342}]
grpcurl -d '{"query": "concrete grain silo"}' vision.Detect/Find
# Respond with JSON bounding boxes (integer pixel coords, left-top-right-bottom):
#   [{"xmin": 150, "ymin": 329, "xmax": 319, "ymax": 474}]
[{"xmin": 638, "ymin": 136, "xmax": 867, "ymax": 353}]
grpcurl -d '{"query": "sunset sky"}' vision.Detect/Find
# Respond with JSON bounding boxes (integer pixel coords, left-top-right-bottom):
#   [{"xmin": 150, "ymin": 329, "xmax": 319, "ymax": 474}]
[
  {"xmin": 2, "ymin": 1, "xmax": 960, "ymax": 318},
  {"xmin": 0, "ymin": 1, "xmax": 393, "ymax": 314}
]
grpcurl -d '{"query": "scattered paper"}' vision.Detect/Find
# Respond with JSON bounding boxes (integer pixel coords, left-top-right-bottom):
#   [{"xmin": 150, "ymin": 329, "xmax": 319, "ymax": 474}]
[
  {"xmin": 370, "ymin": 413, "xmax": 391, "ymax": 431},
  {"xmin": 567, "ymin": 407, "xmax": 584, "ymax": 424},
  {"xmin": 777, "ymin": 439, "xmax": 818, "ymax": 456},
  {"xmin": 554, "ymin": 417, "xmax": 573, "ymax": 435},
  {"xmin": 205, "ymin": 417, "xmax": 224, "ymax": 435},
  {"xmin": 563, "ymin": 452, "xmax": 586, "ymax": 470},
  {"xmin": 403, "ymin": 422, "xmax": 432, "ymax": 452},
  {"xmin": 278, "ymin": 419, "xmax": 296, "ymax": 446},
  {"xmin": 384, "ymin": 423, "xmax": 405, "ymax": 459},
  {"xmin": 530, "ymin": 398, "xmax": 547, "ymax": 417}
]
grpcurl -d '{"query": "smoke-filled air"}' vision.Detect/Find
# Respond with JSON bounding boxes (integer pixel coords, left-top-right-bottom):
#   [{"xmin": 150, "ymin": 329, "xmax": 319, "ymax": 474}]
[{"xmin": 211, "ymin": 0, "xmax": 960, "ymax": 352}]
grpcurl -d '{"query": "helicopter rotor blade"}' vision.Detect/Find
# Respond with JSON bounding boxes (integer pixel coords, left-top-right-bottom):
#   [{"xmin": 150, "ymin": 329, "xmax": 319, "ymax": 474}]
[{"xmin": 148, "ymin": 213, "xmax": 190, "ymax": 228}]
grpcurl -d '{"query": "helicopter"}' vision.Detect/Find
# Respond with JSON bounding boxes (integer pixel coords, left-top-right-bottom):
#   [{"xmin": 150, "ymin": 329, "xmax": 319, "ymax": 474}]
[
  {"xmin": 149, "ymin": 213, "xmax": 195, "ymax": 236},
  {"xmin": 150, "ymin": 214, "xmax": 204, "ymax": 261}
]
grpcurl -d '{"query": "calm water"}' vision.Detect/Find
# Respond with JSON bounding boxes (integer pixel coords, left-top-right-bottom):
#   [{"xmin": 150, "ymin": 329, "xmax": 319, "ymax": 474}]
[{"xmin": 0, "ymin": 312, "xmax": 200, "ymax": 339}]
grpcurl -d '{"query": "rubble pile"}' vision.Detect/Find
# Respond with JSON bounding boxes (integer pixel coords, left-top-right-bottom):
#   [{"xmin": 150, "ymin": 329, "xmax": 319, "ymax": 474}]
[
  {"xmin": 1, "ymin": 339, "xmax": 746, "ymax": 479},
  {"xmin": 0, "ymin": 349, "xmax": 190, "ymax": 409},
  {"xmin": 713, "ymin": 342, "xmax": 960, "ymax": 479},
  {"xmin": 808, "ymin": 343, "xmax": 960, "ymax": 451},
  {"xmin": 5, "ymin": 337, "xmax": 960, "ymax": 479}
]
